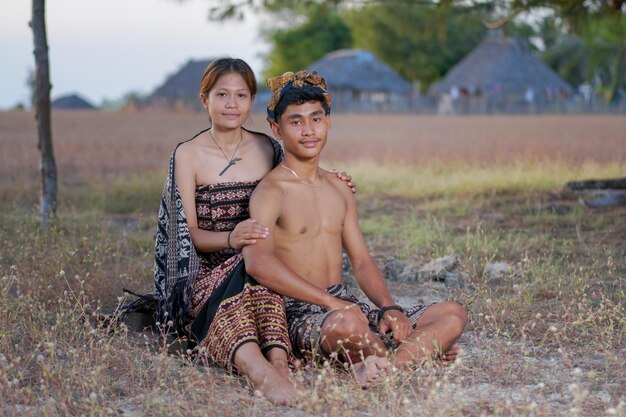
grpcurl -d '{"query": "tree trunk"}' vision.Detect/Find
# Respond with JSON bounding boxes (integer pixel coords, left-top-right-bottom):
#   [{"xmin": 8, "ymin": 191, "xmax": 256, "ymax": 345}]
[{"xmin": 30, "ymin": 0, "xmax": 57, "ymax": 226}]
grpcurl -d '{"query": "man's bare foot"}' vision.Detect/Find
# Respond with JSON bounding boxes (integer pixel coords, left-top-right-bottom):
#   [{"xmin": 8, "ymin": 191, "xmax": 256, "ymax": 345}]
[
  {"xmin": 248, "ymin": 363, "xmax": 299, "ymax": 406},
  {"xmin": 350, "ymin": 355, "xmax": 389, "ymax": 387},
  {"xmin": 441, "ymin": 343, "xmax": 461, "ymax": 365},
  {"xmin": 442, "ymin": 343, "xmax": 460, "ymax": 365}
]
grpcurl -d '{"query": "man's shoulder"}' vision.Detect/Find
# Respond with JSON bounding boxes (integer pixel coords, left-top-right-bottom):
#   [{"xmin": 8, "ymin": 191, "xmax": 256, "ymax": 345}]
[
  {"xmin": 321, "ymin": 169, "xmax": 354, "ymax": 199},
  {"xmin": 252, "ymin": 167, "xmax": 285, "ymax": 199}
]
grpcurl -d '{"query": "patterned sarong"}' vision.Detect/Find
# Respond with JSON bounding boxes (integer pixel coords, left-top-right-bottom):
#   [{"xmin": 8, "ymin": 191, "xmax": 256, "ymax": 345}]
[
  {"xmin": 285, "ymin": 284, "xmax": 433, "ymax": 359},
  {"xmin": 189, "ymin": 181, "xmax": 290, "ymax": 369}
]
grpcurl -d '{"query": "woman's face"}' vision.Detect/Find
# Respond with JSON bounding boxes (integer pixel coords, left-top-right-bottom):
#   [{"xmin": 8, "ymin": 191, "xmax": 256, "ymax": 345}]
[{"xmin": 203, "ymin": 72, "xmax": 252, "ymax": 129}]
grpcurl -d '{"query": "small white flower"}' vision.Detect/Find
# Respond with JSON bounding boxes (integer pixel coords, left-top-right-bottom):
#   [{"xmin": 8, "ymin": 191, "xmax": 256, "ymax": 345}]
[
  {"xmin": 89, "ymin": 392, "xmax": 97, "ymax": 401},
  {"xmin": 549, "ymin": 326, "xmax": 558, "ymax": 332},
  {"xmin": 573, "ymin": 368, "xmax": 582, "ymax": 376}
]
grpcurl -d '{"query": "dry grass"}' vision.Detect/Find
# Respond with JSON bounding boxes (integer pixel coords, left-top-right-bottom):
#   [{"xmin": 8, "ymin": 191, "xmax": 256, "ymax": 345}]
[{"xmin": 0, "ymin": 110, "xmax": 624, "ymax": 416}]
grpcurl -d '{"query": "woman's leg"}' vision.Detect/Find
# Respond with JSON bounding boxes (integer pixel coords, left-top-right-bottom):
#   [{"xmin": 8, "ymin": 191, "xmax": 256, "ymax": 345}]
[{"xmin": 233, "ymin": 343, "xmax": 298, "ymax": 406}]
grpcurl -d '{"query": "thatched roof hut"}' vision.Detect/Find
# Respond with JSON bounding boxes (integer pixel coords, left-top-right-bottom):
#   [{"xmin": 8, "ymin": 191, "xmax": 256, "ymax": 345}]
[
  {"xmin": 430, "ymin": 36, "xmax": 573, "ymax": 97},
  {"xmin": 148, "ymin": 58, "xmax": 214, "ymax": 110},
  {"xmin": 51, "ymin": 94, "xmax": 96, "ymax": 110},
  {"xmin": 307, "ymin": 49, "xmax": 413, "ymax": 112},
  {"xmin": 309, "ymin": 49, "xmax": 411, "ymax": 94}
]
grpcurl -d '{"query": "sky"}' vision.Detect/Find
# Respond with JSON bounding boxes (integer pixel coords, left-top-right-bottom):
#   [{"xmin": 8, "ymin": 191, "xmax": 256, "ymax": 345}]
[{"xmin": 0, "ymin": 0, "xmax": 268, "ymax": 109}]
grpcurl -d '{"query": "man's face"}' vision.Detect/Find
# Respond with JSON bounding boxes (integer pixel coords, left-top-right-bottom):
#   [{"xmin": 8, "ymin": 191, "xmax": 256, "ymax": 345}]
[{"xmin": 271, "ymin": 100, "xmax": 330, "ymax": 159}]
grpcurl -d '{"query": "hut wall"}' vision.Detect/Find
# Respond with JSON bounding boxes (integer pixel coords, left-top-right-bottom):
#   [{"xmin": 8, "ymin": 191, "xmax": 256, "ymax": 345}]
[{"xmin": 329, "ymin": 89, "xmax": 411, "ymax": 113}]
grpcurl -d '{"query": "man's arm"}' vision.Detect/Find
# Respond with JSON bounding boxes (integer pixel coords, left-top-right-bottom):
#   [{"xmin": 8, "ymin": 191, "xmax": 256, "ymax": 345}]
[
  {"xmin": 339, "ymin": 181, "xmax": 413, "ymax": 342},
  {"xmin": 243, "ymin": 181, "xmax": 353, "ymax": 311},
  {"xmin": 340, "ymin": 184, "xmax": 395, "ymax": 308}
]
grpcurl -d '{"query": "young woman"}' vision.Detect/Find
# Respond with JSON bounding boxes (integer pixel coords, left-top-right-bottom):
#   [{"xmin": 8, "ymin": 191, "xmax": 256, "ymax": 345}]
[{"xmin": 154, "ymin": 58, "xmax": 354, "ymax": 405}]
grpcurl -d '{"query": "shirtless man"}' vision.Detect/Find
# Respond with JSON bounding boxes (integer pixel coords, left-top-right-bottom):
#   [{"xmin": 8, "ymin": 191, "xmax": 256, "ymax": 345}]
[{"xmin": 244, "ymin": 71, "xmax": 467, "ymax": 384}]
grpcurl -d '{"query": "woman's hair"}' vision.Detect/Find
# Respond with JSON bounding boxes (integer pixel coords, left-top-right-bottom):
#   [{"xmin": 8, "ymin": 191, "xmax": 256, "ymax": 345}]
[{"xmin": 198, "ymin": 58, "xmax": 257, "ymax": 100}]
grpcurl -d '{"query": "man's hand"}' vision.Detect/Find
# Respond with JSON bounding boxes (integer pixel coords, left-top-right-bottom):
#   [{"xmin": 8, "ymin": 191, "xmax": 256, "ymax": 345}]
[{"xmin": 379, "ymin": 310, "xmax": 412, "ymax": 343}]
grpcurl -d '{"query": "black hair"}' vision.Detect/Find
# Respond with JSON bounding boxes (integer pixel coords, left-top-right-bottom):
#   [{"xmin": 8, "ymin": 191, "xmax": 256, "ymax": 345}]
[{"xmin": 274, "ymin": 86, "xmax": 330, "ymax": 122}]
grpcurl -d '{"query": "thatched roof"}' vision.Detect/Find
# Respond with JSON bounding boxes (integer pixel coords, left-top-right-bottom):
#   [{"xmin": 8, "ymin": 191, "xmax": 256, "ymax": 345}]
[
  {"xmin": 150, "ymin": 58, "xmax": 214, "ymax": 103},
  {"xmin": 430, "ymin": 36, "xmax": 573, "ymax": 96},
  {"xmin": 51, "ymin": 94, "xmax": 96, "ymax": 110},
  {"xmin": 308, "ymin": 49, "xmax": 411, "ymax": 93}
]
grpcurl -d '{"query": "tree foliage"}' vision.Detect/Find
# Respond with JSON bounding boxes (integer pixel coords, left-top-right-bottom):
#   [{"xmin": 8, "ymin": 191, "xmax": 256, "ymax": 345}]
[
  {"xmin": 262, "ymin": 5, "xmax": 351, "ymax": 77},
  {"xmin": 204, "ymin": 0, "xmax": 625, "ymax": 99},
  {"xmin": 344, "ymin": 4, "xmax": 487, "ymax": 89},
  {"xmin": 497, "ymin": 0, "xmax": 625, "ymax": 100}
]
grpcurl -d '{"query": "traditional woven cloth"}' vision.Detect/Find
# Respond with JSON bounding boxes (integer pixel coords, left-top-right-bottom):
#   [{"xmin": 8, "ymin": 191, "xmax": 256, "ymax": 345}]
[
  {"xmin": 189, "ymin": 179, "xmax": 290, "ymax": 369},
  {"xmin": 285, "ymin": 284, "xmax": 434, "ymax": 359},
  {"xmin": 266, "ymin": 70, "xmax": 332, "ymax": 123},
  {"xmin": 154, "ymin": 129, "xmax": 207, "ymax": 332}
]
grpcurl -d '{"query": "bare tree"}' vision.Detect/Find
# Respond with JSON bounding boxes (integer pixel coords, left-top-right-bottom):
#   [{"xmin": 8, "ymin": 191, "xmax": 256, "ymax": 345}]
[{"xmin": 30, "ymin": 0, "xmax": 57, "ymax": 226}]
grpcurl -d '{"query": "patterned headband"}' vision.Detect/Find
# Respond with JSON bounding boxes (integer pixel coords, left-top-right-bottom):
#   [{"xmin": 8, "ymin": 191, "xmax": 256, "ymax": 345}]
[{"xmin": 266, "ymin": 70, "xmax": 332, "ymax": 123}]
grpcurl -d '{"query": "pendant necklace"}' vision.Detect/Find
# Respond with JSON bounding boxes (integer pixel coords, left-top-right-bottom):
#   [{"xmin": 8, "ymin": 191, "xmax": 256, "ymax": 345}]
[
  {"xmin": 209, "ymin": 128, "xmax": 244, "ymax": 176},
  {"xmin": 280, "ymin": 164, "xmax": 319, "ymax": 187}
]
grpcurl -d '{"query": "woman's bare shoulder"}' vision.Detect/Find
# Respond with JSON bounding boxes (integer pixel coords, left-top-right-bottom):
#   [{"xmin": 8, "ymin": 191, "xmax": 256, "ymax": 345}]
[{"xmin": 174, "ymin": 137, "xmax": 202, "ymax": 164}]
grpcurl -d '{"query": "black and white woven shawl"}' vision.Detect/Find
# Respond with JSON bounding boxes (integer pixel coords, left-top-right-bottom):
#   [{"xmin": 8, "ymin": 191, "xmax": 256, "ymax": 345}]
[{"xmin": 154, "ymin": 129, "xmax": 207, "ymax": 331}]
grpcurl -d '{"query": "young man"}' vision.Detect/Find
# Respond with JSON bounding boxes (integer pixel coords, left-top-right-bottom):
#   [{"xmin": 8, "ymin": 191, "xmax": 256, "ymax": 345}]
[{"xmin": 243, "ymin": 71, "xmax": 467, "ymax": 385}]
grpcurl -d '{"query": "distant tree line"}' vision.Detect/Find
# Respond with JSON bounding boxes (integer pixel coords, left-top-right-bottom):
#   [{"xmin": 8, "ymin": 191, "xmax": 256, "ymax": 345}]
[{"xmin": 206, "ymin": 0, "xmax": 625, "ymax": 102}]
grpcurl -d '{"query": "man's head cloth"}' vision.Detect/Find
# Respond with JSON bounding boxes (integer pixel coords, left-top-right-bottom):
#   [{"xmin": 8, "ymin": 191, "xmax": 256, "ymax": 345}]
[{"xmin": 266, "ymin": 71, "xmax": 332, "ymax": 123}]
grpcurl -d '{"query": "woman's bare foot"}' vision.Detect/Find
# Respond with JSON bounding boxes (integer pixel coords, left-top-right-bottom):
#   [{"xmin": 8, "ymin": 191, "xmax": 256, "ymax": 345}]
[
  {"xmin": 248, "ymin": 363, "xmax": 299, "ymax": 406},
  {"xmin": 266, "ymin": 348, "xmax": 297, "ymax": 386},
  {"xmin": 270, "ymin": 357, "xmax": 297, "ymax": 384},
  {"xmin": 350, "ymin": 355, "xmax": 389, "ymax": 387}
]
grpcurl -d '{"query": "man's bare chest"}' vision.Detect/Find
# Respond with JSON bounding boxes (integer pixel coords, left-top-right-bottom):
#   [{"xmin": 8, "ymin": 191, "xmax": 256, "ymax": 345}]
[{"xmin": 279, "ymin": 186, "xmax": 345, "ymax": 237}]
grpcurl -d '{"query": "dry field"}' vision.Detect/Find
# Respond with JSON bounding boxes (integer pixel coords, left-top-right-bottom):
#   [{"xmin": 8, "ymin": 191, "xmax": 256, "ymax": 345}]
[
  {"xmin": 1, "ymin": 110, "xmax": 625, "ymax": 179},
  {"xmin": 0, "ymin": 110, "xmax": 625, "ymax": 416}
]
